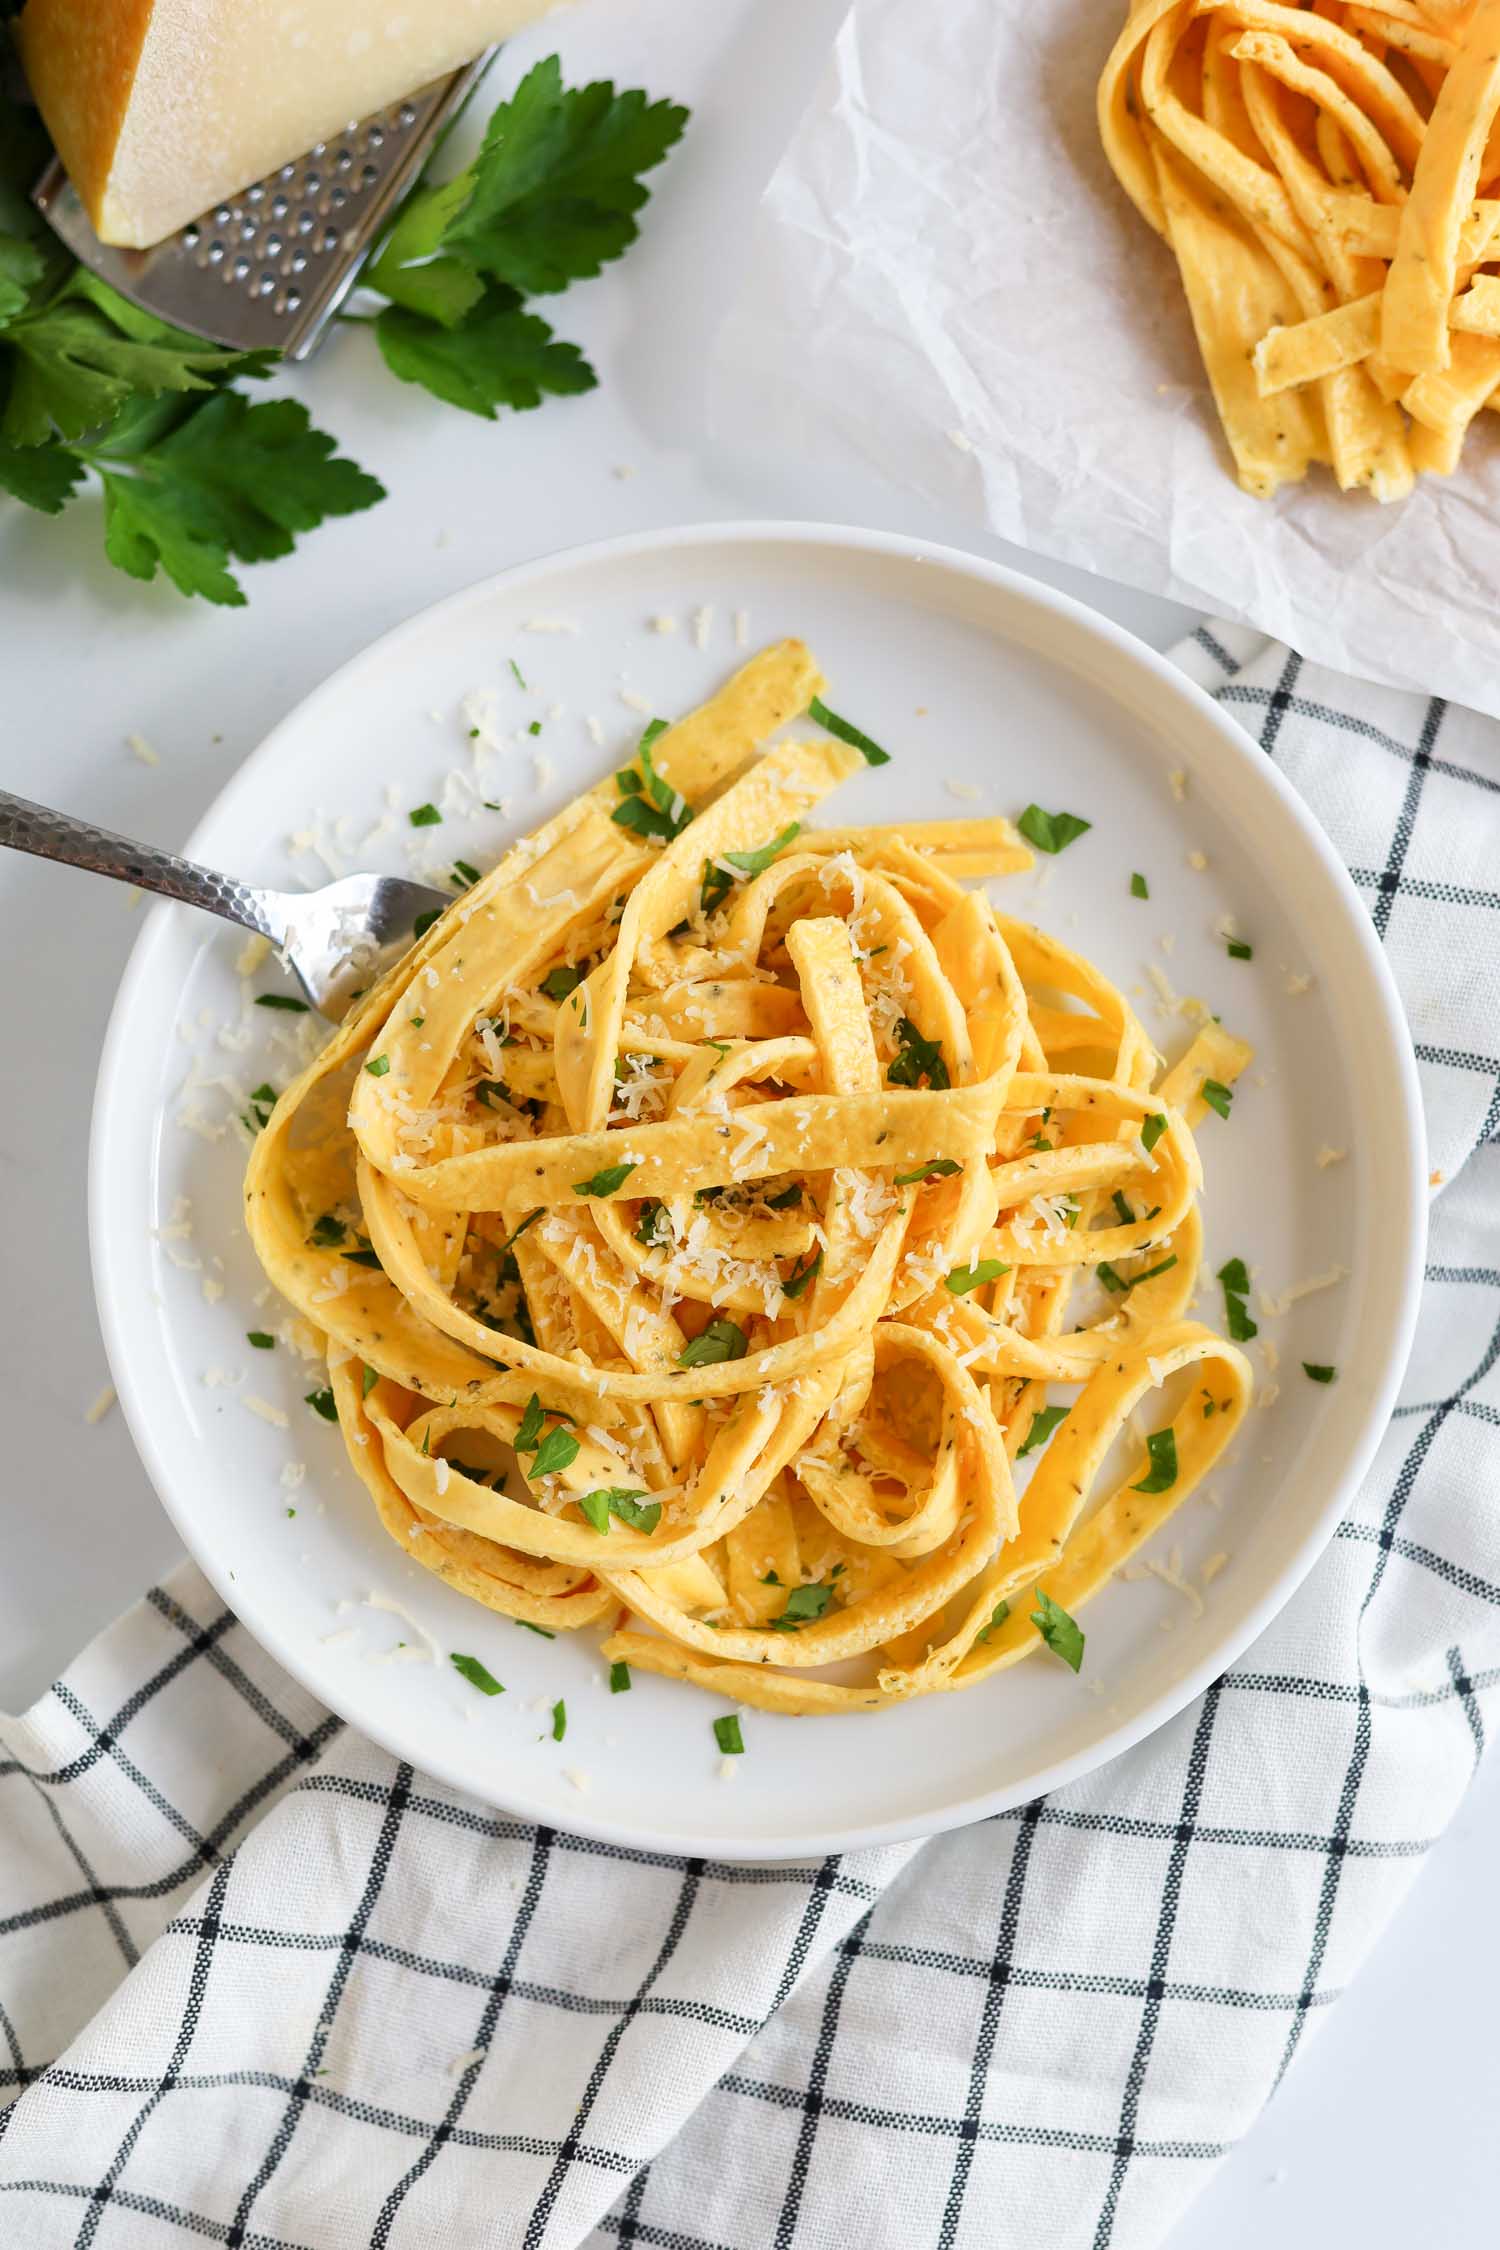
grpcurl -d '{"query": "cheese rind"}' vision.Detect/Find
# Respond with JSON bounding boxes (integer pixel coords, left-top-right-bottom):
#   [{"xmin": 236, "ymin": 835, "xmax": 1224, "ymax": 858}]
[{"xmin": 17, "ymin": 0, "xmax": 562, "ymax": 250}]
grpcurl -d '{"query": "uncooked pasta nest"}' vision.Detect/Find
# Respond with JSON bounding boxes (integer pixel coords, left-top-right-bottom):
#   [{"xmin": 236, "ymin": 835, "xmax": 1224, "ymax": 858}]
[{"xmin": 245, "ymin": 638, "xmax": 1252, "ymax": 1716}]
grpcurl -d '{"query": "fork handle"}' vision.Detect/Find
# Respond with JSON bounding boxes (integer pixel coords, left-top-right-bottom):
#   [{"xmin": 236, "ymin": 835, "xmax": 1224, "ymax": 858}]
[{"xmin": 0, "ymin": 789, "xmax": 288, "ymax": 942}]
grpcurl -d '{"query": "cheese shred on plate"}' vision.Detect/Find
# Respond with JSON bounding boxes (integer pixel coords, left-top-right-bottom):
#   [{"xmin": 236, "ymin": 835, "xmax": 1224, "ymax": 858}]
[{"xmin": 244, "ymin": 639, "xmax": 1254, "ymax": 1717}]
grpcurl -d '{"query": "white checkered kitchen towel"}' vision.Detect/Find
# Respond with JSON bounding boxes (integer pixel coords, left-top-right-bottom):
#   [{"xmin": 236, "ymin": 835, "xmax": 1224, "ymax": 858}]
[{"xmin": 2, "ymin": 628, "xmax": 1497, "ymax": 2250}]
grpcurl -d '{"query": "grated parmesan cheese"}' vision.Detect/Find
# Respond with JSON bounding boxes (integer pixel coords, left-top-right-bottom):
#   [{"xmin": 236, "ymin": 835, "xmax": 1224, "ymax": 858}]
[
  {"xmin": 1257, "ymin": 1266, "xmax": 1348, "ymax": 1319},
  {"xmin": 1315, "ymin": 1145, "xmax": 1347, "ymax": 1169},
  {"xmin": 85, "ymin": 1384, "xmax": 117, "ymax": 1425},
  {"xmin": 126, "ymin": 731, "xmax": 159, "ymax": 766}
]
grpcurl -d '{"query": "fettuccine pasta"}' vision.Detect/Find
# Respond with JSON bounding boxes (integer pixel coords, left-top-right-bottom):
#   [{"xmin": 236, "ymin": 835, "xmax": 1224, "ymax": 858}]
[
  {"xmin": 245, "ymin": 641, "xmax": 1251, "ymax": 1714},
  {"xmin": 1100, "ymin": 0, "xmax": 1500, "ymax": 499}
]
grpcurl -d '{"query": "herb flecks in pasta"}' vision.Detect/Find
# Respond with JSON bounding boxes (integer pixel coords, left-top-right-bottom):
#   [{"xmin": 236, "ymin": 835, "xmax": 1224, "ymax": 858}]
[{"xmin": 244, "ymin": 641, "xmax": 1252, "ymax": 1717}]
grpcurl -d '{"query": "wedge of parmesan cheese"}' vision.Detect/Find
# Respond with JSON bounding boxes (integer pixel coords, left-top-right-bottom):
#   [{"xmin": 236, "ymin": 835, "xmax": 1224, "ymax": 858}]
[{"xmin": 17, "ymin": 0, "xmax": 562, "ymax": 249}]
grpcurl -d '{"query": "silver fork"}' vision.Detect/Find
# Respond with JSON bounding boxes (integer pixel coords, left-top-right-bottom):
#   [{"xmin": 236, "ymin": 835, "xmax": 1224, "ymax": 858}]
[{"xmin": 0, "ymin": 789, "xmax": 451, "ymax": 1019}]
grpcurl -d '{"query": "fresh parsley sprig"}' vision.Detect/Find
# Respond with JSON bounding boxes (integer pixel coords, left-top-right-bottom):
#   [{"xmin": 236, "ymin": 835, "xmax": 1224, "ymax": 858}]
[
  {"xmin": 361, "ymin": 58, "xmax": 687, "ymax": 424},
  {"xmin": 0, "ymin": 58, "xmax": 687, "ymax": 604}
]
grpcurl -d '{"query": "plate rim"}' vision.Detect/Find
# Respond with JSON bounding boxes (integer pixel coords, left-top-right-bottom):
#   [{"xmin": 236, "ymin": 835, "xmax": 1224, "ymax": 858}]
[{"xmin": 89, "ymin": 518, "xmax": 1428, "ymax": 1860}]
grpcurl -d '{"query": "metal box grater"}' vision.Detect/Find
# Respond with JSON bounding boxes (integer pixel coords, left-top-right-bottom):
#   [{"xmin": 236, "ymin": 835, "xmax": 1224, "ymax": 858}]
[{"xmin": 30, "ymin": 52, "xmax": 496, "ymax": 361}]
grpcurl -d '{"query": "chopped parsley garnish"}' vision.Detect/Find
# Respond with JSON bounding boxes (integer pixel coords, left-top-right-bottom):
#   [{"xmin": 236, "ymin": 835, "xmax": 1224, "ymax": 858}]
[
  {"xmin": 977, "ymin": 1598, "xmax": 1012, "ymax": 1644},
  {"xmin": 242, "ymin": 1081, "xmax": 278, "ymax": 1133},
  {"xmin": 781, "ymin": 1248, "xmax": 822, "ymax": 1301},
  {"xmin": 1029, "ymin": 1586, "xmax": 1085, "ymax": 1672},
  {"xmin": 635, "ymin": 1200, "xmax": 672, "ymax": 1248},
  {"xmin": 255, "ymin": 993, "xmax": 308, "ymax": 1012},
  {"xmin": 509, "ymin": 657, "xmax": 527, "ymax": 689},
  {"xmin": 475, "ymin": 1080, "xmax": 516, "ymax": 1111},
  {"xmin": 451, "ymin": 859, "xmax": 481, "ymax": 888},
  {"xmin": 611, "ymin": 726, "xmax": 692, "ymax": 841},
  {"xmin": 365, "ymin": 1054, "xmax": 391, "ymax": 1078},
  {"xmin": 515, "ymin": 1393, "xmax": 546, "ymax": 1450},
  {"xmin": 1031, "ymin": 1134, "xmax": 1053, "ymax": 1151},
  {"xmin": 700, "ymin": 822, "xmax": 803, "ymax": 912},
  {"xmin": 894, "ymin": 1158, "xmax": 962, "ymax": 1186},
  {"xmin": 1018, "ymin": 1405, "xmax": 1068, "ymax": 1457},
  {"xmin": 528, "ymin": 720, "xmax": 543, "ymax": 737},
  {"xmin": 1017, "ymin": 804, "xmax": 1091, "ymax": 855},
  {"xmin": 540, "ymin": 963, "xmax": 582, "ymax": 1002},
  {"xmin": 807, "ymin": 693, "xmax": 891, "ymax": 766},
  {"xmin": 246, "ymin": 1331, "xmax": 275, "ymax": 1350},
  {"xmin": 770, "ymin": 1580, "xmax": 835, "ymax": 1630},
  {"xmin": 765, "ymin": 1183, "xmax": 803, "ymax": 1209},
  {"xmin": 1099, "ymin": 1254, "xmax": 1178, "ymax": 1296},
  {"xmin": 679, "ymin": 1318, "xmax": 748, "ymax": 1367},
  {"xmin": 342, "ymin": 1246, "xmax": 383, "ymax": 1269},
  {"xmin": 1303, "ymin": 1362, "xmax": 1337, "ymax": 1384},
  {"xmin": 1200, "ymin": 1078, "xmax": 1234, "ymax": 1119},
  {"xmin": 304, "ymin": 1388, "xmax": 337, "ymax": 1422},
  {"xmin": 308, "ymin": 1213, "xmax": 347, "ymax": 1248},
  {"xmin": 516, "ymin": 1620, "xmax": 556, "ymax": 1638},
  {"xmin": 413, "ymin": 908, "xmax": 442, "ymax": 940},
  {"xmin": 574, "ymin": 1159, "xmax": 639, "ymax": 1198},
  {"xmin": 362, "ymin": 1364, "xmax": 379, "ymax": 1397},
  {"xmin": 551, "ymin": 1698, "xmax": 567, "ymax": 1740},
  {"xmin": 1227, "ymin": 938, "xmax": 1253, "ymax": 961},
  {"xmin": 609, "ymin": 1659, "xmax": 631, "ymax": 1693},
  {"xmin": 576, "ymin": 1486, "xmax": 661, "ymax": 1536},
  {"xmin": 887, "ymin": 1017, "xmax": 949, "ymax": 1090},
  {"xmin": 713, "ymin": 1714, "xmax": 745, "ymax": 1755},
  {"xmin": 1111, "ymin": 1191, "xmax": 1134, "ymax": 1227},
  {"xmin": 1217, "ymin": 1257, "xmax": 1258, "ymax": 1341},
  {"xmin": 495, "ymin": 1209, "xmax": 544, "ymax": 1258},
  {"xmin": 530, "ymin": 1425, "xmax": 580, "ymax": 1480},
  {"xmin": 1140, "ymin": 1112, "xmax": 1168, "ymax": 1153},
  {"xmin": 1132, "ymin": 1426, "xmax": 1178, "ymax": 1494},
  {"xmin": 1130, "ymin": 871, "xmax": 1149, "ymax": 899},
  {"xmin": 409, "ymin": 803, "xmax": 442, "ymax": 827},
  {"xmin": 450, "ymin": 1652, "xmax": 503, "ymax": 1696},
  {"xmin": 945, "ymin": 1259, "xmax": 1010, "ymax": 1295}
]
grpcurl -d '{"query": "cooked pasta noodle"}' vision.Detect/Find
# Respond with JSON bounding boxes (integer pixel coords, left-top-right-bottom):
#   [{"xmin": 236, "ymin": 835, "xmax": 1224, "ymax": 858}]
[
  {"xmin": 1100, "ymin": 0, "xmax": 1500, "ymax": 501},
  {"xmin": 245, "ymin": 641, "xmax": 1252, "ymax": 1714}
]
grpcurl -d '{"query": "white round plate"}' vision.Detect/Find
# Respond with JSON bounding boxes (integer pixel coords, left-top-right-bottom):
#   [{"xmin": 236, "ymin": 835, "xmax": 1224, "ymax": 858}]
[{"xmin": 91, "ymin": 523, "xmax": 1425, "ymax": 1861}]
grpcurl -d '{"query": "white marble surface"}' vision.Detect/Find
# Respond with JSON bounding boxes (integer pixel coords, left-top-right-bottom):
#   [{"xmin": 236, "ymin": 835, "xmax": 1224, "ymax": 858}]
[{"xmin": 2, "ymin": 0, "xmax": 1495, "ymax": 2239}]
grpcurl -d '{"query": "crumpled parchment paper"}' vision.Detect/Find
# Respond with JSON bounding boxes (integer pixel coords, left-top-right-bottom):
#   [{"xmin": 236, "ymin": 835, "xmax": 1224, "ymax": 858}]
[{"xmin": 709, "ymin": 0, "xmax": 1500, "ymax": 721}]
